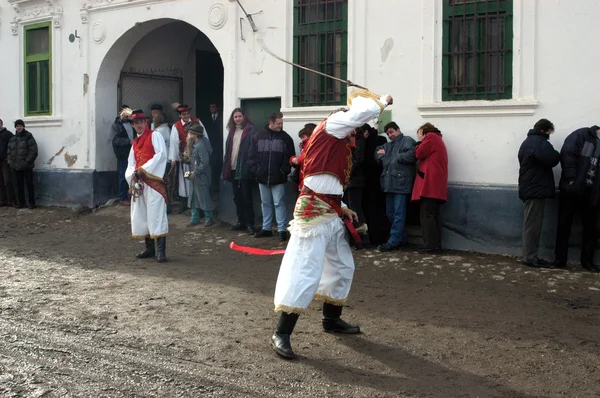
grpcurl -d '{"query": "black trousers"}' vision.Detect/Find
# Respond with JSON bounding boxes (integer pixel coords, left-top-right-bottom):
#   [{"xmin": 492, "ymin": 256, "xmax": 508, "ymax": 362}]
[
  {"xmin": 555, "ymin": 192, "xmax": 598, "ymax": 264},
  {"xmin": 232, "ymin": 175, "xmax": 255, "ymax": 227},
  {"xmin": 344, "ymin": 187, "xmax": 365, "ymax": 224},
  {"xmin": 0, "ymin": 159, "xmax": 15, "ymax": 205},
  {"xmin": 420, "ymin": 197, "xmax": 443, "ymax": 249},
  {"xmin": 12, "ymin": 169, "xmax": 35, "ymax": 207},
  {"xmin": 522, "ymin": 198, "xmax": 546, "ymax": 262}
]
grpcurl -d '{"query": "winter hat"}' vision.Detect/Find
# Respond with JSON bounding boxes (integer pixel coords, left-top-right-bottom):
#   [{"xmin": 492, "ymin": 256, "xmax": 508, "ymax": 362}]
[
  {"xmin": 185, "ymin": 121, "xmax": 204, "ymax": 136},
  {"xmin": 14, "ymin": 119, "xmax": 25, "ymax": 128},
  {"xmin": 150, "ymin": 104, "xmax": 163, "ymax": 111}
]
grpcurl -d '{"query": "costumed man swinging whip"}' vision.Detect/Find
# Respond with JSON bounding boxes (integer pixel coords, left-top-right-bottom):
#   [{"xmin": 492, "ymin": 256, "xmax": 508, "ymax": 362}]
[
  {"xmin": 126, "ymin": 109, "xmax": 169, "ymax": 263},
  {"xmin": 271, "ymin": 90, "xmax": 393, "ymax": 359}
]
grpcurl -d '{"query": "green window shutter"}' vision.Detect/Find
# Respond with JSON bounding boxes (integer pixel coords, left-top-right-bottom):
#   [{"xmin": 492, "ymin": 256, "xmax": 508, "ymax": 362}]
[
  {"xmin": 442, "ymin": 0, "xmax": 513, "ymax": 101},
  {"xmin": 24, "ymin": 22, "xmax": 52, "ymax": 116},
  {"xmin": 293, "ymin": 0, "xmax": 348, "ymax": 107}
]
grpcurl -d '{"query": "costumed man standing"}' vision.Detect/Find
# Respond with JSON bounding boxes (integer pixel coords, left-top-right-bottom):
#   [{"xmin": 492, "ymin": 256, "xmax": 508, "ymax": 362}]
[
  {"xmin": 126, "ymin": 110, "xmax": 169, "ymax": 263},
  {"xmin": 271, "ymin": 90, "xmax": 393, "ymax": 359},
  {"xmin": 169, "ymin": 104, "xmax": 208, "ymax": 214}
]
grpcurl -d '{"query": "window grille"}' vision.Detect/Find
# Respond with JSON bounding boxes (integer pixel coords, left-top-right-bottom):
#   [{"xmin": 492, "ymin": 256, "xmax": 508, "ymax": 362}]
[
  {"xmin": 442, "ymin": 0, "xmax": 513, "ymax": 101},
  {"xmin": 293, "ymin": 0, "xmax": 348, "ymax": 107}
]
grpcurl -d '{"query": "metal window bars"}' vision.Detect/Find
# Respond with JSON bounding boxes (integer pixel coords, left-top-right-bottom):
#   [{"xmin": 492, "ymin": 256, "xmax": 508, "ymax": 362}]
[
  {"xmin": 443, "ymin": 0, "xmax": 513, "ymax": 101},
  {"xmin": 293, "ymin": 0, "xmax": 348, "ymax": 107}
]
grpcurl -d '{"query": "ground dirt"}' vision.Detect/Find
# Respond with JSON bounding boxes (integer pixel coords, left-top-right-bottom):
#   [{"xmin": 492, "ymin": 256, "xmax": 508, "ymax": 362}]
[{"xmin": 0, "ymin": 205, "xmax": 599, "ymax": 397}]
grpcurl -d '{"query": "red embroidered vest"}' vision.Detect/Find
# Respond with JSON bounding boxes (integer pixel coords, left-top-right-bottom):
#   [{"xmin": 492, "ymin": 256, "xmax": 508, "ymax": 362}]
[
  {"xmin": 174, "ymin": 118, "xmax": 200, "ymax": 154},
  {"xmin": 301, "ymin": 119, "xmax": 353, "ymax": 189},
  {"xmin": 133, "ymin": 128, "xmax": 155, "ymax": 168}
]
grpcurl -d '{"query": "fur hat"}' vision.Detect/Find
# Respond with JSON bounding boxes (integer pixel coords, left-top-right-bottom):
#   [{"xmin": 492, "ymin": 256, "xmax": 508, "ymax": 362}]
[{"xmin": 185, "ymin": 121, "xmax": 204, "ymax": 135}]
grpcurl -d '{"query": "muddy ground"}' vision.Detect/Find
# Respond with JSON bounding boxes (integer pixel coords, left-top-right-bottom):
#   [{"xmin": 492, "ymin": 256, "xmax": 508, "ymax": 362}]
[{"xmin": 0, "ymin": 205, "xmax": 599, "ymax": 397}]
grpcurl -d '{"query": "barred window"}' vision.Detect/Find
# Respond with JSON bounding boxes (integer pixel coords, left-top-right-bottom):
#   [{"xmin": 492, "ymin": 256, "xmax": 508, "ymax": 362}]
[
  {"xmin": 293, "ymin": 0, "xmax": 348, "ymax": 107},
  {"xmin": 442, "ymin": 0, "xmax": 513, "ymax": 101}
]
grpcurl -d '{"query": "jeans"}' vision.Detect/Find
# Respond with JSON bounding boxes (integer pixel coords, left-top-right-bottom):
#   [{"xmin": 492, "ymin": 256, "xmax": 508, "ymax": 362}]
[
  {"xmin": 117, "ymin": 159, "xmax": 129, "ymax": 201},
  {"xmin": 259, "ymin": 183, "xmax": 287, "ymax": 232},
  {"xmin": 385, "ymin": 193, "xmax": 408, "ymax": 245},
  {"xmin": 12, "ymin": 169, "xmax": 35, "ymax": 207},
  {"xmin": 232, "ymin": 175, "xmax": 256, "ymax": 227}
]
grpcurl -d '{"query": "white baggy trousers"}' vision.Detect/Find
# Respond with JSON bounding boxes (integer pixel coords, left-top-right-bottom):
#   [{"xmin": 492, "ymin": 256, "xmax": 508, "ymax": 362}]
[
  {"xmin": 274, "ymin": 217, "xmax": 354, "ymax": 313},
  {"xmin": 131, "ymin": 183, "xmax": 168, "ymax": 239}
]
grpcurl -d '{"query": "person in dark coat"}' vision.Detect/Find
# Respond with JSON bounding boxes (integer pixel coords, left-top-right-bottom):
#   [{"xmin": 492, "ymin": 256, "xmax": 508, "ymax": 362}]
[
  {"xmin": 375, "ymin": 122, "xmax": 417, "ymax": 252},
  {"xmin": 223, "ymin": 108, "xmax": 257, "ymax": 234},
  {"xmin": 206, "ymin": 103, "xmax": 224, "ymax": 191},
  {"xmin": 411, "ymin": 123, "xmax": 448, "ymax": 254},
  {"xmin": 362, "ymin": 126, "xmax": 390, "ymax": 246},
  {"xmin": 248, "ymin": 112, "xmax": 296, "ymax": 241},
  {"xmin": 7, "ymin": 119, "xmax": 38, "ymax": 209},
  {"xmin": 518, "ymin": 119, "xmax": 560, "ymax": 268},
  {"xmin": 186, "ymin": 121, "xmax": 215, "ymax": 227},
  {"xmin": 344, "ymin": 124, "xmax": 367, "ymax": 228},
  {"xmin": 110, "ymin": 106, "xmax": 133, "ymax": 205},
  {"xmin": 0, "ymin": 119, "xmax": 16, "ymax": 206},
  {"xmin": 553, "ymin": 125, "xmax": 600, "ymax": 272}
]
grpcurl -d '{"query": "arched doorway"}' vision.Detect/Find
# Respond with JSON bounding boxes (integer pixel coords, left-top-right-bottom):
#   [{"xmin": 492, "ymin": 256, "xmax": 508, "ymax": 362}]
[{"xmin": 94, "ymin": 19, "xmax": 224, "ymax": 200}]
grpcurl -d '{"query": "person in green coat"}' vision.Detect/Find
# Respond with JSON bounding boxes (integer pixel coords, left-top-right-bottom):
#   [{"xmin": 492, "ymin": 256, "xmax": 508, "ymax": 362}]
[{"xmin": 185, "ymin": 121, "xmax": 215, "ymax": 227}]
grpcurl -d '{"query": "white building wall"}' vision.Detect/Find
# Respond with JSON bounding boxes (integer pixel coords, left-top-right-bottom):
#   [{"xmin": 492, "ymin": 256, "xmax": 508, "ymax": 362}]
[{"xmin": 0, "ymin": 0, "xmax": 599, "ymax": 198}]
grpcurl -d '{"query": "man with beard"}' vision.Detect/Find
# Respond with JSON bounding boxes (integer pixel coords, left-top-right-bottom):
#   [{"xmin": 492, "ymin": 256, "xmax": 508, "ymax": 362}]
[
  {"xmin": 126, "ymin": 110, "xmax": 169, "ymax": 263},
  {"xmin": 169, "ymin": 104, "xmax": 208, "ymax": 214}
]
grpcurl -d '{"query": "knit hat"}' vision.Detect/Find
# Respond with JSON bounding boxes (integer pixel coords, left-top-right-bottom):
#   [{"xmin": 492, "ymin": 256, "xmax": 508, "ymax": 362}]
[
  {"xmin": 14, "ymin": 119, "xmax": 25, "ymax": 128},
  {"xmin": 150, "ymin": 104, "xmax": 163, "ymax": 111},
  {"xmin": 185, "ymin": 121, "xmax": 204, "ymax": 136}
]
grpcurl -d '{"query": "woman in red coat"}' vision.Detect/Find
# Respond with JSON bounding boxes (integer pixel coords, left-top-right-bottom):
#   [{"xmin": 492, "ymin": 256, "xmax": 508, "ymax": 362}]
[{"xmin": 412, "ymin": 123, "xmax": 448, "ymax": 253}]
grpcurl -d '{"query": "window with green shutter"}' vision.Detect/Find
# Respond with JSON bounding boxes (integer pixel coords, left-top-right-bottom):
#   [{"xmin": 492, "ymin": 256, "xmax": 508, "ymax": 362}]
[
  {"xmin": 293, "ymin": 0, "xmax": 348, "ymax": 107},
  {"xmin": 24, "ymin": 22, "xmax": 52, "ymax": 115},
  {"xmin": 442, "ymin": 0, "xmax": 513, "ymax": 101}
]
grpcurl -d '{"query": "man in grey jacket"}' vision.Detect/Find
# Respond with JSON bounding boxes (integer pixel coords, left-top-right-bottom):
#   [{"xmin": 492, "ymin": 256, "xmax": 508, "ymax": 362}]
[{"xmin": 375, "ymin": 122, "xmax": 416, "ymax": 251}]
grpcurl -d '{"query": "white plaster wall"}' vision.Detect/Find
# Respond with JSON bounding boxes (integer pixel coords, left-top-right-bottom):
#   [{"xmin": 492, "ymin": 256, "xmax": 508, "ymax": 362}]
[{"xmin": 1, "ymin": 0, "xmax": 599, "ymax": 187}]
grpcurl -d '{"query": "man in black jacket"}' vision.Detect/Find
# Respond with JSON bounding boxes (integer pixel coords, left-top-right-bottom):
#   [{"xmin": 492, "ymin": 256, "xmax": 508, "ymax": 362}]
[
  {"xmin": 7, "ymin": 119, "xmax": 38, "ymax": 209},
  {"xmin": 0, "ymin": 119, "xmax": 16, "ymax": 206},
  {"xmin": 248, "ymin": 112, "xmax": 295, "ymax": 241},
  {"xmin": 553, "ymin": 124, "xmax": 600, "ymax": 272},
  {"xmin": 518, "ymin": 119, "xmax": 560, "ymax": 268},
  {"xmin": 110, "ymin": 106, "xmax": 133, "ymax": 206}
]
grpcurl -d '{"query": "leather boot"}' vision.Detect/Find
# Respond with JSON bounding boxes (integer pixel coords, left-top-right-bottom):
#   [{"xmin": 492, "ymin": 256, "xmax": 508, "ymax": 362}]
[
  {"xmin": 322, "ymin": 303, "xmax": 360, "ymax": 334},
  {"xmin": 271, "ymin": 312, "xmax": 299, "ymax": 359},
  {"xmin": 136, "ymin": 237, "xmax": 155, "ymax": 259},
  {"xmin": 156, "ymin": 237, "xmax": 167, "ymax": 263}
]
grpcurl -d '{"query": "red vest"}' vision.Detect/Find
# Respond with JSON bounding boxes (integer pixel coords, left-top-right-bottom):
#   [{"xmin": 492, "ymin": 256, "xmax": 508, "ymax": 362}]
[
  {"xmin": 174, "ymin": 118, "xmax": 200, "ymax": 154},
  {"xmin": 301, "ymin": 119, "xmax": 353, "ymax": 189},
  {"xmin": 133, "ymin": 128, "xmax": 155, "ymax": 168}
]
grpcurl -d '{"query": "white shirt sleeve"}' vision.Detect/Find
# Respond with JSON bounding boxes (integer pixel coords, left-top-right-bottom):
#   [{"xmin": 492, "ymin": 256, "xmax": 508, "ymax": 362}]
[
  {"xmin": 325, "ymin": 96, "xmax": 388, "ymax": 139},
  {"xmin": 198, "ymin": 120, "xmax": 210, "ymax": 142},
  {"xmin": 125, "ymin": 146, "xmax": 136, "ymax": 186},
  {"xmin": 169, "ymin": 125, "xmax": 179, "ymax": 161}
]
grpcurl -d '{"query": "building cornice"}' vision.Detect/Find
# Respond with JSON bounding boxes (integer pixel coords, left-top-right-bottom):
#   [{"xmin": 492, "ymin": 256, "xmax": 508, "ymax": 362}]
[{"xmin": 8, "ymin": 0, "xmax": 63, "ymax": 34}]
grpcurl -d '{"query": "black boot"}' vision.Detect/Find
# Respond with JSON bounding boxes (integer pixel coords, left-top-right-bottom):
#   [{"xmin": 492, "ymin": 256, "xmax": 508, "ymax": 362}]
[
  {"xmin": 136, "ymin": 237, "xmax": 155, "ymax": 259},
  {"xmin": 322, "ymin": 303, "xmax": 360, "ymax": 334},
  {"xmin": 156, "ymin": 237, "xmax": 167, "ymax": 263},
  {"xmin": 177, "ymin": 197, "xmax": 187, "ymax": 214},
  {"xmin": 271, "ymin": 312, "xmax": 299, "ymax": 359}
]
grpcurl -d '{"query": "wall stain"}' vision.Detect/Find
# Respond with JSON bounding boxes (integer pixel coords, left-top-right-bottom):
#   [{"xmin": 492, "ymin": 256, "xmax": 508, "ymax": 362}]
[
  {"xmin": 380, "ymin": 37, "xmax": 394, "ymax": 63},
  {"xmin": 47, "ymin": 147, "xmax": 65, "ymax": 165},
  {"xmin": 83, "ymin": 73, "xmax": 89, "ymax": 96},
  {"xmin": 64, "ymin": 153, "xmax": 78, "ymax": 167}
]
